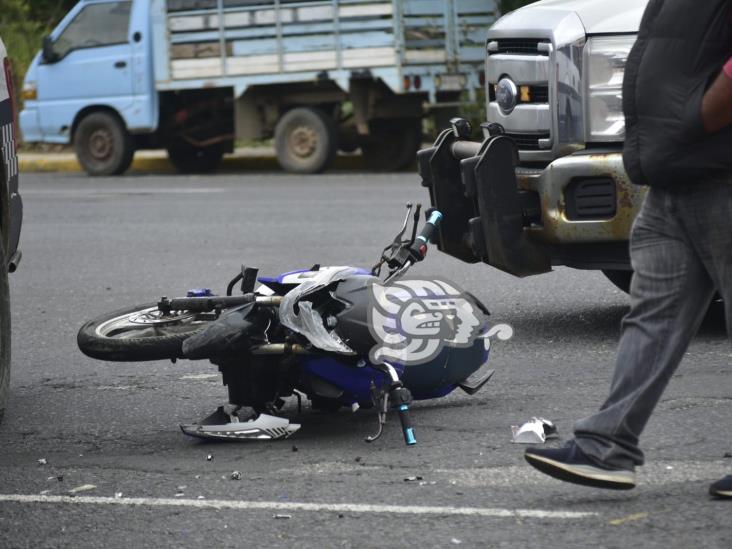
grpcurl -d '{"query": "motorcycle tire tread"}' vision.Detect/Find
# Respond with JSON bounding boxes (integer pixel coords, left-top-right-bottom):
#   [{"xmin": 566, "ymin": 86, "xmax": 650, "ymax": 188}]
[{"xmin": 77, "ymin": 303, "xmax": 204, "ymax": 362}]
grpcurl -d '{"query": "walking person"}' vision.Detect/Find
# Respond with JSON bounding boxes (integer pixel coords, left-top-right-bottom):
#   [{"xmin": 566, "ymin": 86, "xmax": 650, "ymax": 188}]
[{"xmin": 524, "ymin": 0, "xmax": 732, "ymax": 498}]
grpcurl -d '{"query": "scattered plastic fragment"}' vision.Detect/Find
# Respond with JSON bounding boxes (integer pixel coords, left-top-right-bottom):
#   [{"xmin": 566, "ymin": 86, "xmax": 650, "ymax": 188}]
[
  {"xmin": 451, "ymin": 539, "xmax": 462, "ymax": 545},
  {"xmin": 230, "ymin": 471, "xmax": 242, "ymax": 481},
  {"xmin": 511, "ymin": 418, "xmax": 558, "ymax": 444},
  {"xmin": 177, "ymin": 485, "xmax": 187, "ymax": 491},
  {"xmin": 404, "ymin": 476, "xmax": 424, "ymax": 482},
  {"xmin": 114, "ymin": 492, "xmax": 123, "ymax": 499},
  {"xmin": 273, "ymin": 514, "xmax": 291, "ymax": 519},
  {"xmin": 174, "ymin": 493, "xmax": 185, "ymax": 498},
  {"xmin": 68, "ymin": 484, "xmax": 96, "ymax": 495},
  {"xmin": 40, "ymin": 490, "xmax": 50, "ymax": 496},
  {"xmin": 197, "ymin": 496, "xmax": 205, "ymax": 500},
  {"xmin": 206, "ymin": 454, "xmax": 213, "ymax": 461},
  {"xmin": 195, "ymin": 475, "xmax": 201, "ymax": 479},
  {"xmin": 292, "ymin": 445, "xmax": 298, "ymax": 452},
  {"xmin": 57, "ymin": 475, "xmax": 64, "ymax": 482},
  {"xmin": 355, "ymin": 456, "xmax": 362, "ymax": 463},
  {"xmin": 37, "ymin": 458, "xmax": 47, "ymax": 465},
  {"xmin": 666, "ymin": 466, "xmax": 673, "ymax": 470},
  {"xmin": 724, "ymin": 452, "xmax": 732, "ymax": 459}
]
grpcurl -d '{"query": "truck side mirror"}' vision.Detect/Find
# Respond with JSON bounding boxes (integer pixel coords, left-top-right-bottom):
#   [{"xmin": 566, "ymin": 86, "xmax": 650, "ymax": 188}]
[{"xmin": 41, "ymin": 36, "xmax": 59, "ymax": 64}]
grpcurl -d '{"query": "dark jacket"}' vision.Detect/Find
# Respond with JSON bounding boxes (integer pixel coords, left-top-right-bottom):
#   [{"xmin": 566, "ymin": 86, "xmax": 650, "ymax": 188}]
[{"xmin": 623, "ymin": 0, "xmax": 732, "ymax": 187}]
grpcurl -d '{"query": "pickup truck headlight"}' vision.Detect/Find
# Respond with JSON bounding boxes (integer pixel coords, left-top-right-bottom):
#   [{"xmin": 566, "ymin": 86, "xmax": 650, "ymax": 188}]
[{"xmin": 585, "ymin": 35, "xmax": 635, "ymax": 142}]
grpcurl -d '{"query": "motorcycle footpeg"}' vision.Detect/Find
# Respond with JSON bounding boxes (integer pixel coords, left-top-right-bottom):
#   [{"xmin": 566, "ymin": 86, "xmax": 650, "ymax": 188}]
[{"xmin": 180, "ymin": 406, "xmax": 300, "ymax": 441}]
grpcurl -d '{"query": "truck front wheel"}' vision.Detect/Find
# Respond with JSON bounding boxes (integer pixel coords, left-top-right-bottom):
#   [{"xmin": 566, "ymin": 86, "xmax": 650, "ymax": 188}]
[
  {"xmin": 603, "ymin": 269, "xmax": 633, "ymax": 293},
  {"xmin": 167, "ymin": 142, "xmax": 225, "ymax": 174},
  {"xmin": 274, "ymin": 107, "xmax": 337, "ymax": 174},
  {"xmin": 74, "ymin": 112, "xmax": 134, "ymax": 176}
]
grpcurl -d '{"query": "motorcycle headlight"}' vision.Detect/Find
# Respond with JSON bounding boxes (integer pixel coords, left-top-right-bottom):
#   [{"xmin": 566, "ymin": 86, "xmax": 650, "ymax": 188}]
[{"xmin": 585, "ymin": 35, "xmax": 636, "ymax": 142}]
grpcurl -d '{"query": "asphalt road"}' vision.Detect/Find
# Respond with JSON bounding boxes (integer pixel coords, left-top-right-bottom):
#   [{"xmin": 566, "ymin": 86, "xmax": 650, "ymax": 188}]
[{"xmin": 0, "ymin": 172, "xmax": 730, "ymax": 548}]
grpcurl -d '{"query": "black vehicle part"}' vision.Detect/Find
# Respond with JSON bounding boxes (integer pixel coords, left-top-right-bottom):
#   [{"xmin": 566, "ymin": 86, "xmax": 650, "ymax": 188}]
[
  {"xmin": 74, "ymin": 111, "xmax": 134, "ymax": 176},
  {"xmin": 330, "ymin": 274, "xmax": 380, "ymax": 357},
  {"xmin": 167, "ymin": 141, "xmax": 225, "ymax": 173},
  {"xmin": 361, "ymin": 118, "xmax": 421, "ymax": 172},
  {"xmin": 0, "ymin": 234, "xmax": 10, "ymax": 421},
  {"xmin": 458, "ymin": 367, "xmax": 495, "ymax": 395},
  {"xmin": 419, "ymin": 127, "xmax": 551, "ymax": 276},
  {"xmin": 274, "ymin": 107, "xmax": 338, "ymax": 174},
  {"xmin": 603, "ymin": 269, "xmax": 633, "ymax": 293},
  {"xmin": 390, "ymin": 385, "xmax": 416, "ymax": 446},
  {"xmin": 77, "ymin": 303, "xmax": 215, "ymax": 362},
  {"xmin": 217, "ymin": 355, "xmax": 291, "ymax": 411},
  {"xmin": 181, "ymin": 302, "xmax": 270, "ymax": 359}
]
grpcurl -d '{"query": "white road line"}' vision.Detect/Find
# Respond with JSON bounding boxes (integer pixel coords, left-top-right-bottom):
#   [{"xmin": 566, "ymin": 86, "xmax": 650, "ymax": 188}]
[
  {"xmin": 21, "ymin": 188, "xmax": 226, "ymax": 195},
  {"xmin": 0, "ymin": 494, "xmax": 597, "ymax": 520}
]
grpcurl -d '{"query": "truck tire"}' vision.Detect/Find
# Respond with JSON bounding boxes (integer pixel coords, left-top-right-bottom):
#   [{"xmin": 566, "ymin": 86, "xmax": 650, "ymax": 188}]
[
  {"xmin": 274, "ymin": 107, "xmax": 337, "ymax": 174},
  {"xmin": 167, "ymin": 142, "xmax": 225, "ymax": 174},
  {"xmin": 74, "ymin": 111, "xmax": 134, "ymax": 176},
  {"xmin": 603, "ymin": 269, "xmax": 633, "ymax": 293},
  {"xmin": 0, "ymin": 235, "xmax": 11, "ymax": 422},
  {"xmin": 362, "ymin": 119, "xmax": 421, "ymax": 172}
]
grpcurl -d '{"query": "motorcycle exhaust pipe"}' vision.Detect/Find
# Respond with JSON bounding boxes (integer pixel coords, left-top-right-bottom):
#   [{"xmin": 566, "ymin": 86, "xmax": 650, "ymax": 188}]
[{"xmin": 250, "ymin": 343, "xmax": 311, "ymax": 355}]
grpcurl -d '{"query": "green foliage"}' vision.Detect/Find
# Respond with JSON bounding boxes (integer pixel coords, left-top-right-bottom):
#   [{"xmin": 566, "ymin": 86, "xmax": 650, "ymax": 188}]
[
  {"xmin": 500, "ymin": 0, "xmax": 540, "ymax": 14},
  {"xmin": 0, "ymin": 0, "xmax": 76, "ymax": 95}
]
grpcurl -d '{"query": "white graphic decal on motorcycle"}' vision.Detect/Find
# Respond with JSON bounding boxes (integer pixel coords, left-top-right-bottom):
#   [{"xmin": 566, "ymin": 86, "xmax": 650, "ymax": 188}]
[{"xmin": 368, "ymin": 278, "xmax": 483, "ymax": 365}]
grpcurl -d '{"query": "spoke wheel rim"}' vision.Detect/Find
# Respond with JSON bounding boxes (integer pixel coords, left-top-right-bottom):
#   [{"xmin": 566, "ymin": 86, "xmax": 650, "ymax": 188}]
[{"xmin": 94, "ymin": 307, "xmax": 203, "ymax": 340}]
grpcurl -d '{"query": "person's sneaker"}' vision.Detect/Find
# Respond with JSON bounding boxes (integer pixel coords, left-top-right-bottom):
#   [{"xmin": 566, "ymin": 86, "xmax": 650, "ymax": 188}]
[
  {"xmin": 709, "ymin": 475, "xmax": 732, "ymax": 499},
  {"xmin": 525, "ymin": 440, "xmax": 636, "ymax": 490}
]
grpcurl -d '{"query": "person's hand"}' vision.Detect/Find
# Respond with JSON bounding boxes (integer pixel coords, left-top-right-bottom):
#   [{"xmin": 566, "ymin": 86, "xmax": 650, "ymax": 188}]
[{"xmin": 701, "ymin": 69, "xmax": 732, "ymax": 134}]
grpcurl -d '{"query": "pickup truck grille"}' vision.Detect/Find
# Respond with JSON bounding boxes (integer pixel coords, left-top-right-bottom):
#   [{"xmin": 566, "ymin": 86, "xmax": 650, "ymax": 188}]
[
  {"xmin": 505, "ymin": 132, "xmax": 550, "ymax": 151},
  {"xmin": 486, "ymin": 37, "xmax": 552, "ymax": 160},
  {"xmin": 488, "ymin": 39, "xmax": 551, "ymax": 56}
]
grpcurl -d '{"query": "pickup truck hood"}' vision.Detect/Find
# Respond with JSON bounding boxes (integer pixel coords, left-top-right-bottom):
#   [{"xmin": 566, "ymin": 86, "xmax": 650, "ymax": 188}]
[{"xmin": 505, "ymin": 0, "xmax": 647, "ymax": 34}]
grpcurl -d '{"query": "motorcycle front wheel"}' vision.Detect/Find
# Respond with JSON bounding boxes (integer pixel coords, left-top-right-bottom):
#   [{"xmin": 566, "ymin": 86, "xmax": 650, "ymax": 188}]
[{"xmin": 78, "ymin": 303, "xmax": 217, "ymax": 362}]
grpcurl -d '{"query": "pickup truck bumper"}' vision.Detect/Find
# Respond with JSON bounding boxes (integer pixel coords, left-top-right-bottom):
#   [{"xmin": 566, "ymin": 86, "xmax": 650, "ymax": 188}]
[{"xmin": 418, "ymin": 130, "xmax": 646, "ymax": 277}]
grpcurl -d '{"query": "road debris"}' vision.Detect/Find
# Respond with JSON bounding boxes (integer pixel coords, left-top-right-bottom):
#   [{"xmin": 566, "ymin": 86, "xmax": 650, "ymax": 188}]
[
  {"xmin": 724, "ymin": 452, "xmax": 732, "ymax": 459},
  {"xmin": 511, "ymin": 418, "xmax": 558, "ymax": 444},
  {"xmin": 37, "ymin": 458, "xmax": 47, "ymax": 465},
  {"xmin": 39, "ymin": 490, "xmax": 50, "ymax": 496},
  {"xmin": 68, "ymin": 484, "xmax": 96, "ymax": 495},
  {"xmin": 451, "ymin": 538, "xmax": 462, "ymax": 545},
  {"xmin": 114, "ymin": 492, "xmax": 123, "ymax": 499},
  {"xmin": 206, "ymin": 454, "xmax": 213, "ymax": 461},
  {"xmin": 292, "ymin": 445, "xmax": 298, "ymax": 452},
  {"xmin": 177, "ymin": 485, "xmax": 187, "ymax": 491},
  {"xmin": 273, "ymin": 514, "xmax": 291, "ymax": 519},
  {"xmin": 404, "ymin": 476, "xmax": 424, "ymax": 482},
  {"xmin": 230, "ymin": 471, "xmax": 242, "ymax": 480}
]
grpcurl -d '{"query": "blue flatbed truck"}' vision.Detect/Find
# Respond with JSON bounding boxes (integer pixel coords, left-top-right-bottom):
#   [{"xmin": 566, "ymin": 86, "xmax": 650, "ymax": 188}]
[{"xmin": 20, "ymin": 0, "xmax": 496, "ymax": 175}]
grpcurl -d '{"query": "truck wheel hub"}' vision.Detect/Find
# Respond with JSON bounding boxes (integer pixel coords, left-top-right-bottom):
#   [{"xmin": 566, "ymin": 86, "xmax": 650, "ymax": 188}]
[
  {"xmin": 290, "ymin": 126, "xmax": 317, "ymax": 158},
  {"xmin": 89, "ymin": 129, "xmax": 113, "ymax": 160}
]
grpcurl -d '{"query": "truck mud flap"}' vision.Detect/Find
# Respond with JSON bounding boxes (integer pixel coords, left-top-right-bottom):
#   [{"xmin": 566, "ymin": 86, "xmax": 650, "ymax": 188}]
[{"xmin": 418, "ymin": 131, "xmax": 550, "ymax": 277}]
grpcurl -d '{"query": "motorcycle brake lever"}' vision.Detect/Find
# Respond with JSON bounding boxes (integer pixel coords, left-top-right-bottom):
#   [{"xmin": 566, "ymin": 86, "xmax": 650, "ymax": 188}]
[{"xmin": 392, "ymin": 203, "xmax": 414, "ymax": 245}]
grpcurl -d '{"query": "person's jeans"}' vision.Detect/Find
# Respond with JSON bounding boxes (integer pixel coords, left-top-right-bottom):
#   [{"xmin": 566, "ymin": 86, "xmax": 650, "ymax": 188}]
[{"xmin": 574, "ymin": 180, "xmax": 732, "ymax": 470}]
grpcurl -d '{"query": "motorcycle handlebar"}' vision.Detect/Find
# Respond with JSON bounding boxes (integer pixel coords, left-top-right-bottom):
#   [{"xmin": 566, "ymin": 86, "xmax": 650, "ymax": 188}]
[
  {"xmin": 397, "ymin": 404, "xmax": 417, "ymax": 445},
  {"xmin": 407, "ymin": 210, "xmax": 443, "ymax": 262}
]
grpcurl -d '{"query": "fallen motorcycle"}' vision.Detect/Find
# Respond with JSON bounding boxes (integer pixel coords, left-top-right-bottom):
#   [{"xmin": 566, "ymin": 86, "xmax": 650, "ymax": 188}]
[{"xmin": 78, "ymin": 205, "xmax": 497, "ymax": 445}]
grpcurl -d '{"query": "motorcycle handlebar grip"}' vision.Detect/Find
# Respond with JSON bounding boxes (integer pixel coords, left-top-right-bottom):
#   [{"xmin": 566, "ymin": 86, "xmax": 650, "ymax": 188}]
[
  {"xmin": 398, "ymin": 404, "xmax": 417, "ymax": 446},
  {"xmin": 409, "ymin": 210, "xmax": 443, "ymax": 262}
]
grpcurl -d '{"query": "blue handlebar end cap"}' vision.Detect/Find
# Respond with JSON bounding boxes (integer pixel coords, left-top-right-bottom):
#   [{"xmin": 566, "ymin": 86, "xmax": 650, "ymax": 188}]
[
  {"xmin": 405, "ymin": 427, "xmax": 417, "ymax": 445},
  {"xmin": 428, "ymin": 211, "xmax": 443, "ymax": 226}
]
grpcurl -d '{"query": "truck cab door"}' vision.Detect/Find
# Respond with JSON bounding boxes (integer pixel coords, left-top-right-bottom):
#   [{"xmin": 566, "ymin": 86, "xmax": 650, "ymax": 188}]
[{"xmin": 36, "ymin": 1, "xmax": 134, "ymax": 142}]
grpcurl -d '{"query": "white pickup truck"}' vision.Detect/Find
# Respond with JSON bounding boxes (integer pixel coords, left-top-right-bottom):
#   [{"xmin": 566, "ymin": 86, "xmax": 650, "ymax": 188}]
[{"xmin": 419, "ymin": 0, "xmax": 647, "ymax": 292}]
